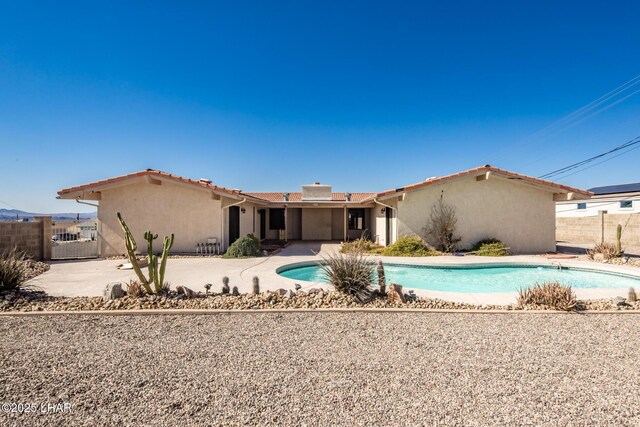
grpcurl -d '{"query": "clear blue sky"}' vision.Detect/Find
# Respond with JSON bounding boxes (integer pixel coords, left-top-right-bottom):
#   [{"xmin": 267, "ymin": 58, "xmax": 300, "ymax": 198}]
[{"xmin": 2, "ymin": 1, "xmax": 640, "ymax": 213}]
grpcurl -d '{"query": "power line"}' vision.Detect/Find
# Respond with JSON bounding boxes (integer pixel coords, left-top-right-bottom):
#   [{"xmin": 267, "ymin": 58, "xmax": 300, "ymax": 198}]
[
  {"xmin": 538, "ymin": 135, "xmax": 640, "ymax": 179},
  {"xmin": 550, "ymin": 143, "xmax": 640, "ymax": 181},
  {"xmin": 0, "ymin": 198, "xmax": 22, "ymax": 211},
  {"xmin": 489, "ymin": 73, "xmax": 640, "ymax": 164}
]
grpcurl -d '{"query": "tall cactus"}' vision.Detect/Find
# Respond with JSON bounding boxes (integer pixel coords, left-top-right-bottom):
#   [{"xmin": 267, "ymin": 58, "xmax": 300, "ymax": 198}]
[
  {"xmin": 377, "ymin": 260, "xmax": 386, "ymax": 295},
  {"xmin": 116, "ymin": 212, "xmax": 173, "ymax": 294},
  {"xmin": 616, "ymin": 224, "xmax": 623, "ymax": 256},
  {"xmin": 117, "ymin": 212, "xmax": 152, "ymax": 294},
  {"xmin": 157, "ymin": 234, "xmax": 174, "ymax": 292}
]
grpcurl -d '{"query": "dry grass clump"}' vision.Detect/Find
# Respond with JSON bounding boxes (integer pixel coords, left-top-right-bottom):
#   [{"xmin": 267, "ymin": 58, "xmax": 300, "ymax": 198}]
[
  {"xmin": 587, "ymin": 242, "xmax": 621, "ymax": 261},
  {"xmin": 126, "ymin": 280, "xmax": 146, "ymax": 298},
  {"xmin": 319, "ymin": 252, "xmax": 374, "ymax": 304},
  {"xmin": 517, "ymin": 281, "xmax": 577, "ymax": 311}
]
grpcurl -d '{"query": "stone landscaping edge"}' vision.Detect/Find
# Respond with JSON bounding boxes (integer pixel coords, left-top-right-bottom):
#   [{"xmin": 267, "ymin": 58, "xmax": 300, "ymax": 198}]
[{"xmin": 2, "ymin": 307, "xmax": 640, "ymax": 316}]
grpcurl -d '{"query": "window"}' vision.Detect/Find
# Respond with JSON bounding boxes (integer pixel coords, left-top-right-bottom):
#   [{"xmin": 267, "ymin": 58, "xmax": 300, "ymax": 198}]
[
  {"xmin": 620, "ymin": 200, "xmax": 633, "ymax": 209},
  {"xmin": 348, "ymin": 208, "xmax": 365, "ymax": 230},
  {"xmin": 577, "ymin": 203, "xmax": 586, "ymax": 210},
  {"xmin": 269, "ymin": 208, "xmax": 285, "ymax": 230}
]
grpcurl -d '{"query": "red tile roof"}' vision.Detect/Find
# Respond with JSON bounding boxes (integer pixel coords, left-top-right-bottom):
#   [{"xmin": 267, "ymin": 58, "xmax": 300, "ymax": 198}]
[
  {"xmin": 370, "ymin": 165, "xmax": 593, "ymax": 200},
  {"xmin": 58, "ymin": 165, "xmax": 592, "ymax": 205},
  {"xmin": 244, "ymin": 192, "xmax": 376, "ymax": 203},
  {"xmin": 57, "ymin": 169, "xmax": 247, "ymax": 199}
]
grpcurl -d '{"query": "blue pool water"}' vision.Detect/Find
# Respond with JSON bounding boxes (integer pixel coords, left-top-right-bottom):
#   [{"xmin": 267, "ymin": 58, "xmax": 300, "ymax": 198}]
[{"xmin": 277, "ymin": 263, "xmax": 640, "ymax": 293}]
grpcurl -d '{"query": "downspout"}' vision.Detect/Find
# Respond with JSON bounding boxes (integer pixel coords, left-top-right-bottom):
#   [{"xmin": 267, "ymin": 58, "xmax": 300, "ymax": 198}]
[
  {"xmin": 221, "ymin": 197, "xmax": 246, "ymax": 251},
  {"xmin": 75, "ymin": 197, "xmax": 99, "ymax": 208}
]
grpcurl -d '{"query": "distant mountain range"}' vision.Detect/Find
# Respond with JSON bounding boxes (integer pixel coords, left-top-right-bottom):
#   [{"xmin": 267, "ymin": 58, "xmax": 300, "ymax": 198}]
[{"xmin": 0, "ymin": 209, "xmax": 96, "ymax": 221}]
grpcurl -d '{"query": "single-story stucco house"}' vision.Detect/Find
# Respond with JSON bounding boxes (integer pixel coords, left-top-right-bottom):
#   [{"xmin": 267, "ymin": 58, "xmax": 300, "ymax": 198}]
[{"xmin": 57, "ymin": 165, "xmax": 592, "ymax": 256}]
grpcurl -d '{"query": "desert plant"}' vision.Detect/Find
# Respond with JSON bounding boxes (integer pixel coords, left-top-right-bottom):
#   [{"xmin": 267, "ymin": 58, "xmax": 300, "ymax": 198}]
[
  {"xmin": 471, "ymin": 239, "xmax": 509, "ymax": 256},
  {"xmin": 340, "ymin": 237, "xmax": 381, "ymax": 254},
  {"xmin": 116, "ymin": 212, "xmax": 174, "ymax": 294},
  {"xmin": 222, "ymin": 276, "xmax": 230, "ymax": 294},
  {"xmin": 422, "ymin": 193, "xmax": 462, "ymax": 253},
  {"xmin": 319, "ymin": 252, "xmax": 374, "ymax": 304},
  {"xmin": 252, "ymin": 276, "xmax": 260, "ymax": 294},
  {"xmin": 517, "ymin": 281, "xmax": 577, "ymax": 311},
  {"xmin": 377, "ymin": 260, "xmax": 386, "ymax": 295},
  {"xmin": 587, "ymin": 242, "xmax": 620, "ymax": 261},
  {"xmin": 616, "ymin": 224, "xmax": 624, "ymax": 256},
  {"xmin": 223, "ymin": 234, "xmax": 262, "ymax": 258},
  {"xmin": 379, "ymin": 235, "xmax": 438, "ymax": 257},
  {"xmin": 126, "ymin": 280, "xmax": 146, "ymax": 298},
  {"xmin": 628, "ymin": 287, "xmax": 637, "ymax": 303},
  {"xmin": 0, "ymin": 248, "xmax": 28, "ymax": 292}
]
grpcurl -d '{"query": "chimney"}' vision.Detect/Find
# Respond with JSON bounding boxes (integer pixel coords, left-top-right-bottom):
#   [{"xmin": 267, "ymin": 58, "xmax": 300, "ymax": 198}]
[{"xmin": 301, "ymin": 182, "xmax": 332, "ymax": 201}]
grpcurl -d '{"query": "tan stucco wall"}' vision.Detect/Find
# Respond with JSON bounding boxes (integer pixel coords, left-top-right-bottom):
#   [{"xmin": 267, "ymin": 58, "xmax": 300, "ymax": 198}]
[
  {"xmin": 374, "ymin": 200, "xmax": 397, "ymax": 246},
  {"xmin": 287, "ymin": 208, "xmax": 302, "ymax": 240},
  {"xmin": 395, "ymin": 175, "xmax": 556, "ymax": 254},
  {"xmin": 331, "ymin": 208, "xmax": 345, "ymax": 240},
  {"xmin": 239, "ymin": 202, "xmax": 258, "ymax": 237},
  {"xmin": 301, "ymin": 208, "xmax": 332, "ymax": 240},
  {"xmin": 98, "ymin": 180, "xmax": 223, "ymax": 256}
]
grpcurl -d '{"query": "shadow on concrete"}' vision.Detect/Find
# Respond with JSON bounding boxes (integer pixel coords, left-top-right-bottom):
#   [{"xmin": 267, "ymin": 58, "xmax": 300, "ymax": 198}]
[{"xmin": 275, "ymin": 241, "xmax": 341, "ymax": 257}]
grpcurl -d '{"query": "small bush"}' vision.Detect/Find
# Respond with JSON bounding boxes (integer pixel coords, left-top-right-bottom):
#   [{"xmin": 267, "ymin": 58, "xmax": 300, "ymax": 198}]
[
  {"xmin": 587, "ymin": 242, "xmax": 621, "ymax": 261},
  {"xmin": 471, "ymin": 239, "xmax": 509, "ymax": 256},
  {"xmin": 0, "ymin": 248, "xmax": 28, "ymax": 292},
  {"xmin": 224, "ymin": 235, "xmax": 262, "ymax": 258},
  {"xmin": 379, "ymin": 235, "xmax": 438, "ymax": 257},
  {"xmin": 517, "ymin": 281, "xmax": 577, "ymax": 311},
  {"xmin": 319, "ymin": 252, "xmax": 374, "ymax": 303},
  {"xmin": 340, "ymin": 238, "xmax": 381, "ymax": 254}
]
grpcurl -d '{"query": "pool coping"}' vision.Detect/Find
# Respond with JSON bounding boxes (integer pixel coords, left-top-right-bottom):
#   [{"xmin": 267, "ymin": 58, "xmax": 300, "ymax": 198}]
[{"xmin": 274, "ymin": 257, "xmax": 640, "ymax": 305}]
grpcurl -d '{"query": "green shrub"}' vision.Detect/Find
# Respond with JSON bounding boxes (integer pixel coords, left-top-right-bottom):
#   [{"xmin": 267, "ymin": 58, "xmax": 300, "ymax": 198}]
[
  {"xmin": 379, "ymin": 235, "xmax": 438, "ymax": 257},
  {"xmin": 223, "ymin": 235, "xmax": 262, "ymax": 258},
  {"xmin": 0, "ymin": 248, "xmax": 28, "ymax": 292},
  {"xmin": 517, "ymin": 281, "xmax": 577, "ymax": 311},
  {"xmin": 340, "ymin": 238, "xmax": 381, "ymax": 254},
  {"xmin": 471, "ymin": 239, "xmax": 509, "ymax": 256},
  {"xmin": 319, "ymin": 252, "xmax": 374, "ymax": 303}
]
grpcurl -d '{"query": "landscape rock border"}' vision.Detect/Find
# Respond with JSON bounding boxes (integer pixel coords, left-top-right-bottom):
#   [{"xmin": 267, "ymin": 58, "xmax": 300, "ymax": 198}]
[{"xmin": 1, "ymin": 288, "xmax": 639, "ymax": 313}]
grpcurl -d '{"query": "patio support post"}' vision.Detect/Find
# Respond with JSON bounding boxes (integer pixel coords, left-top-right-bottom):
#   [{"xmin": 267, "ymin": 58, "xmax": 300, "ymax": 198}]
[
  {"xmin": 343, "ymin": 206, "xmax": 347, "ymax": 241},
  {"xmin": 284, "ymin": 205, "xmax": 288, "ymax": 242}
]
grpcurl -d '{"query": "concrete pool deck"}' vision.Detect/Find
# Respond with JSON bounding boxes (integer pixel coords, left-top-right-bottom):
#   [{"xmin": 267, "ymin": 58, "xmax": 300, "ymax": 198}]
[{"xmin": 27, "ymin": 241, "xmax": 640, "ymax": 304}]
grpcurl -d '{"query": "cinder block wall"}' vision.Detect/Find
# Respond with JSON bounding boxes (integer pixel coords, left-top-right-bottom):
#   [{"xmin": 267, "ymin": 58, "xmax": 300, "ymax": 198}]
[
  {"xmin": 556, "ymin": 213, "xmax": 640, "ymax": 245},
  {"xmin": 0, "ymin": 217, "xmax": 51, "ymax": 260}
]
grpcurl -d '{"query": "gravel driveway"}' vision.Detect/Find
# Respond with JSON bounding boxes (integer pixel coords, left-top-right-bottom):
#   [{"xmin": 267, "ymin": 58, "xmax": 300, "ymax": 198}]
[{"xmin": 2, "ymin": 313, "xmax": 639, "ymax": 426}]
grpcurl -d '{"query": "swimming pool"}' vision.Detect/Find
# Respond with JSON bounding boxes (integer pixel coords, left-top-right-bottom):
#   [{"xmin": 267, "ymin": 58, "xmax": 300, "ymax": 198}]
[{"xmin": 277, "ymin": 263, "xmax": 640, "ymax": 293}]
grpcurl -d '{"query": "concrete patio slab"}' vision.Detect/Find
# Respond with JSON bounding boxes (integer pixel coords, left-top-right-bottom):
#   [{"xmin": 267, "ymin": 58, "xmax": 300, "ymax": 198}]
[{"xmin": 26, "ymin": 242, "xmax": 640, "ymax": 304}]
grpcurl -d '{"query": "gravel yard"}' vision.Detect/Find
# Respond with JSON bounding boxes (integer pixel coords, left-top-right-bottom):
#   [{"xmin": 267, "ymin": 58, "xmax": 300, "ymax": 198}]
[{"xmin": 2, "ymin": 313, "xmax": 640, "ymax": 426}]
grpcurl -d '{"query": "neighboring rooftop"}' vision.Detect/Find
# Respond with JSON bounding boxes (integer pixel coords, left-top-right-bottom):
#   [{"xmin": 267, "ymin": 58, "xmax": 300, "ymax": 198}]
[{"xmin": 588, "ymin": 182, "xmax": 640, "ymax": 196}]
